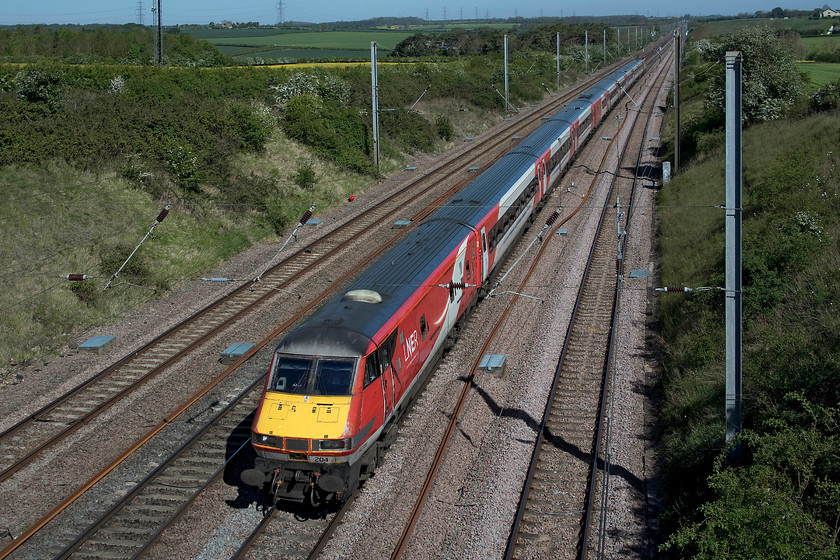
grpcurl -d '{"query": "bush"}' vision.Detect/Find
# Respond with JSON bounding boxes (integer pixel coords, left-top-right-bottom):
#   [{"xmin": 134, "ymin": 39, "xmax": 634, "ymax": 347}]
[
  {"xmin": 222, "ymin": 170, "xmax": 281, "ymax": 210},
  {"xmin": 704, "ymin": 26, "xmax": 806, "ymax": 123},
  {"xmin": 14, "ymin": 68, "xmax": 63, "ymax": 110},
  {"xmin": 163, "ymin": 143, "xmax": 199, "ymax": 192},
  {"xmin": 70, "ymin": 280, "xmax": 100, "ymax": 306},
  {"xmin": 99, "ymin": 242, "xmax": 156, "ymax": 290},
  {"xmin": 435, "ymin": 114, "xmax": 453, "ymax": 141},
  {"xmin": 812, "ymin": 80, "xmax": 840, "ymax": 112},
  {"xmin": 291, "ymin": 160, "xmax": 316, "ymax": 189},
  {"xmin": 281, "ymin": 94, "xmax": 374, "ymax": 174},
  {"xmin": 379, "ymin": 109, "xmax": 436, "ymax": 152}
]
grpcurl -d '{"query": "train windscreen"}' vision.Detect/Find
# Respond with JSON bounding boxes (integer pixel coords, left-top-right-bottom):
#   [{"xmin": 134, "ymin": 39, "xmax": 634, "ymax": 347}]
[{"xmin": 271, "ymin": 355, "xmax": 355, "ymax": 395}]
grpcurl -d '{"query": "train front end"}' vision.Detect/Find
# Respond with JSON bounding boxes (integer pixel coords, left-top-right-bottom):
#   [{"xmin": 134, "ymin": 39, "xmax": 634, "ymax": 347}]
[{"xmin": 241, "ymin": 327, "xmax": 371, "ymax": 505}]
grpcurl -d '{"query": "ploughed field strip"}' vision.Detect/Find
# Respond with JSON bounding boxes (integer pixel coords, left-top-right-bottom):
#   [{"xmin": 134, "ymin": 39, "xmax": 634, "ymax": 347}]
[
  {"xmin": 506, "ymin": 48, "xmax": 671, "ymax": 560},
  {"xmin": 0, "ymin": 67, "xmax": 621, "ymax": 560}
]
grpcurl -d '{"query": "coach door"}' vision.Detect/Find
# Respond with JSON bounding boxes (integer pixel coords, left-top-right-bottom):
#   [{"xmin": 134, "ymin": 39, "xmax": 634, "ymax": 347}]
[
  {"xmin": 593, "ymin": 99, "xmax": 602, "ymax": 126},
  {"xmin": 377, "ymin": 331, "xmax": 399, "ymax": 419},
  {"xmin": 364, "ymin": 341, "xmax": 396, "ymax": 423},
  {"xmin": 465, "ymin": 238, "xmax": 479, "ymax": 305},
  {"xmin": 537, "ymin": 160, "xmax": 546, "ymax": 201},
  {"xmin": 479, "ymin": 227, "xmax": 489, "ymax": 282}
]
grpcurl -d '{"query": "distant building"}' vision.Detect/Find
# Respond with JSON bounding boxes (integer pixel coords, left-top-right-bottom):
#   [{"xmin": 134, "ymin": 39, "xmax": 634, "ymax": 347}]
[{"xmin": 822, "ymin": 8, "xmax": 840, "ymax": 18}]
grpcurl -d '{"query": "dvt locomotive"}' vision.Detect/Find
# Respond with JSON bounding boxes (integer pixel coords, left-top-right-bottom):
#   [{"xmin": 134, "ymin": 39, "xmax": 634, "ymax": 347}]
[{"xmin": 241, "ymin": 58, "xmax": 645, "ymax": 504}]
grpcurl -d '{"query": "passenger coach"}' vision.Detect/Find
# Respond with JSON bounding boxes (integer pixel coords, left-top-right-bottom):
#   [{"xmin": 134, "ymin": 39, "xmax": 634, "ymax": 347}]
[{"xmin": 241, "ymin": 58, "xmax": 645, "ymax": 504}]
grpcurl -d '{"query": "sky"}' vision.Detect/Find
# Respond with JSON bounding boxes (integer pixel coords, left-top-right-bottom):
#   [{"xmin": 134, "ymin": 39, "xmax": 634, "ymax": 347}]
[{"xmin": 0, "ymin": 1, "xmax": 831, "ymax": 26}]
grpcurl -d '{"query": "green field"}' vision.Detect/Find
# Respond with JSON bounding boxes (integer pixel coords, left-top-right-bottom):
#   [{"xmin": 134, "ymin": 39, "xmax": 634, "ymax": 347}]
[
  {"xmin": 236, "ymin": 48, "xmax": 374, "ymax": 59},
  {"xmin": 192, "ymin": 30, "xmax": 413, "ymax": 58},
  {"xmin": 798, "ymin": 61, "xmax": 840, "ymax": 87},
  {"xmin": 801, "ymin": 35, "xmax": 840, "ymax": 54},
  {"xmin": 696, "ymin": 16, "xmax": 832, "ymax": 36}
]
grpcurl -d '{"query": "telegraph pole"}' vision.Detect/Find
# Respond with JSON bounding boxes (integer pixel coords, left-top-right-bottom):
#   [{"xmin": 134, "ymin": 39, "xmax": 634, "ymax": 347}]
[
  {"xmin": 504, "ymin": 35, "xmax": 510, "ymax": 113},
  {"xmin": 556, "ymin": 32, "xmax": 561, "ymax": 88},
  {"xmin": 153, "ymin": 0, "xmax": 163, "ymax": 65},
  {"xmin": 371, "ymin": 42, "xmax": 380, "ymax": 169},
  {"xmin": 673, "ymin": 29, "xmax": 680, "ymax": 173},
  {"xmin": 725, "ymin": 51, "xmax": 743, "ymax": 457},
  {"xmin": 585, "ymin": 30, "xmax": 589, "ymax": 73}
]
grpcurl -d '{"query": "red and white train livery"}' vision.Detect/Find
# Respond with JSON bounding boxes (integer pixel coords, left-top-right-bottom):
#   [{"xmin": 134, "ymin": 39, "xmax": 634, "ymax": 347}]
[{"xmin": 242, "ymin": 58, "xmax": 645, "ymax": 504}]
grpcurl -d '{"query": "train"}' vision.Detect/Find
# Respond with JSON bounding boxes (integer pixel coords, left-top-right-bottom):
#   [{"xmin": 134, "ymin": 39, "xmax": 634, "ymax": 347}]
[{"xmin": 241, "ymin": 57, "xmax": 646, "ymax": 505}]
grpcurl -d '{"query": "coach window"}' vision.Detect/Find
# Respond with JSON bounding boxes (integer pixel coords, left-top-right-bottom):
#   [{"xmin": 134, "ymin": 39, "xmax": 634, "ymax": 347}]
[
  {"xmin": 482, "ymin": 232, "xmax": 487, "ymax": 254},
  {"xmin": 420, "ymin": 315, "xmax": 428, "ymax": 340},
  {"xmin": 466, "ymin": 260, "xmax": 472, "ymax": 281}
]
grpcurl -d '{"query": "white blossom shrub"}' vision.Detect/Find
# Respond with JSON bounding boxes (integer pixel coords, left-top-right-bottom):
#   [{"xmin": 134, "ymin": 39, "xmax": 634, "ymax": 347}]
[
  {"xmin": 270, "ymin": 71, "xmax": 351, "ymax": 109},
  {"xmin": 109, "ymin": 75, "xmax": 126, "ymax": 95}
]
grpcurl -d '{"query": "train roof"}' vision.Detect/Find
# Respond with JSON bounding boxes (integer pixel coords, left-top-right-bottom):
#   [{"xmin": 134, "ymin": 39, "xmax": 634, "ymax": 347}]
[
  {"xmin": 515, "ymin": 110, "xmax": 578, "ymax": 155},
  {"xmin": 284, "ymin": 151, "xmax": 541, "ymax": 356},
  {"xmin": 280, "ymin": 218, "xmax": 473, "ymax": 356},
  {"xmin": 434, "ymin": 151, "xmax": 537, "ymax": 224},
  {"xmin": 278, "ymin": 59, "xmax": 645, "ymax": 358}
]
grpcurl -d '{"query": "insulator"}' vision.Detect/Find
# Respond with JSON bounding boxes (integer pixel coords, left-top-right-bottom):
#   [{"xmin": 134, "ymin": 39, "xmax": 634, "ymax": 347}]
[
  {"xmin": 156, "ymin": 208, "xmax": 170, "ymax": 223},
  {"xmin": 299, "ymin": 209, "xmax": 313, "ymax": 225},
  {"xmin": 659, "ymin": 286, "xmax": 691, "ymax": 293},
  {"xmin": 449, "ymin": 282, "xmax": 467, "ymax": 290},
  {"xmin": 545, "ymin": 210, "xmax": 560, "ymax": 227},
  {"xmin": 66, "ymin": 274, "xmax": 89, "ymax": 281}
]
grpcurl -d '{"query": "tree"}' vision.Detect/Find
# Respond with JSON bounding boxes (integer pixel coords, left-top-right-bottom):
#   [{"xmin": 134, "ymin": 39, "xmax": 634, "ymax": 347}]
[
  {"xmin": 662, "ymin": 401, "xmax": 840, "ymax": 559},
  {"xmin": 705, "ymin": 26, "xmax": 805, "ymax": 123}
]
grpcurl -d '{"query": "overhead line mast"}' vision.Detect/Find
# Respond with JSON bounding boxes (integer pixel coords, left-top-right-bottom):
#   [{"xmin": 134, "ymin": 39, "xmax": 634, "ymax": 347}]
[{"xmin": 151, "ymin": 0, "xmax": 162, "ymax": 66}]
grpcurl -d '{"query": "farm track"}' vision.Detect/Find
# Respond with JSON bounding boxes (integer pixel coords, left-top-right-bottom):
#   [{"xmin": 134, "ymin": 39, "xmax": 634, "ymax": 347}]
[
  {"xmin": 0, "ymin": 65, "xmax": 625, "ymax": 560},
  {"xmin": 505, "ymin": 50, "xmax": 671, "ymax": 560}
]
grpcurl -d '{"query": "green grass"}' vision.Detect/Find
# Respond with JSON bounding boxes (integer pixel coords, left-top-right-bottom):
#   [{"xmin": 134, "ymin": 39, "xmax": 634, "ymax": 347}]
[
  {"xmin": 242, "ymin": 49, "xmax": 373, "ymax": 59},
  {"xmin": 0, "ymin": 128, "xmax": 379, "ymax": 373},
  {"xmin": 0, "ymin": 163, "xmax": 267, "ymax": 367},
  {"xmin": 657, "ymin": 110, "xmax": 840, "ymax": 551},
  {"xmin": 187, "ymin": 28, "xmax": 305, "ymax": 40},
  {"xmin": 797, "ymin": 62, "xmax": 840, "ymax": 87},
  {"xmin": 801, "ymin": 35, "xmax": 840, "ymax": 54},
  {"xmin": 199, "ymin": 30, "xmax": 413, "ymax": 51},
  {"xmin": 697, "ymin": 16, "xmax": 832, "ymax": 37}
]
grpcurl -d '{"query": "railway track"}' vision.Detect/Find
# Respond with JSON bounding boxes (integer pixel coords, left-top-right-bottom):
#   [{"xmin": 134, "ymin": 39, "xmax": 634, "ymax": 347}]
[
  {"xmin": 51, "ymin": 378, "xmax": 261, "ymax": 560},
  {"xmin": 0, "ymin": 64, "xmax": 627, "ymax": 560},
  {"xmin": 169, "ymin": 55, "xmax": 663, "ymax": 560},
  {"xmin": 387, "ymin": 90, "xmax": 630, "ymax": 560},
  {"xmin": 302, "ymin": 44, "xmax": 668, "ymax": 559},
  {"xmin": 504, "ymin": 50, "xmax": 671, "ymax": 560}
]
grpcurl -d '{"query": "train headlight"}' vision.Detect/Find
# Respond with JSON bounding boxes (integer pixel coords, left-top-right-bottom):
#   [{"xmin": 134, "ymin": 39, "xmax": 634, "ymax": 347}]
[
  {"xmin": 318, "ymin": 438, "xmax": 351, "ymax": 451},
  {"xmin": 252, "ymin": 432, "xmax": 282, "ymax": 448}
]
